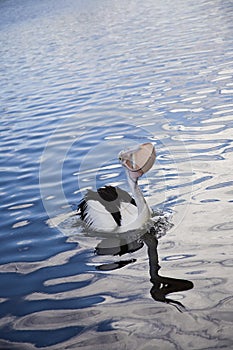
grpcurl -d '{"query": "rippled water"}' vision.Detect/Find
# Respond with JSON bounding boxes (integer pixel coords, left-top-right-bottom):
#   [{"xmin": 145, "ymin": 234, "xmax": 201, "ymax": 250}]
[{"xmin": 1, "ymin": 0, "xmax": 233, "ymax": 349}]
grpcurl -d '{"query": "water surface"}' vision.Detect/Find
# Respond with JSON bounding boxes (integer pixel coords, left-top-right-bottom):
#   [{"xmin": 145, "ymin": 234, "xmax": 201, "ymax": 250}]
[{"xmin": 0, "ymin": 0, "xmax": 233, "ymax": 349}]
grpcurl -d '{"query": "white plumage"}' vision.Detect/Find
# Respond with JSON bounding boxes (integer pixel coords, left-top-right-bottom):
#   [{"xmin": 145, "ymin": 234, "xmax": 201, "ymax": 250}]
[{"xmin": 78, "ymin": 143, "xmax": 156, "ymax": 233}]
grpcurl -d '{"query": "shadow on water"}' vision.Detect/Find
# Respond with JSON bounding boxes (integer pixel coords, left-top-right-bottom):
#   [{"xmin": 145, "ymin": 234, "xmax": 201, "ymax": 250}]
[{"xmin": 95, "ymin": 222, "xmax": 193, "ymax": 312}]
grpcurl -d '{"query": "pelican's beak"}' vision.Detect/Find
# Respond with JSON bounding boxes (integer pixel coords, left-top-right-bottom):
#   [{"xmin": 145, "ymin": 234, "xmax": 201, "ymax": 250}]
[{"xmin": 119, "ymin": 143, "xmax": 156, "ymax": 177}]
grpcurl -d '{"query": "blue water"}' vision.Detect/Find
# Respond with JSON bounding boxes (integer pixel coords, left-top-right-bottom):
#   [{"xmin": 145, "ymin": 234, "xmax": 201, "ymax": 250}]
[{"xmin": 1, "ymin": 0, "xmax": 233, "ymax": 348}]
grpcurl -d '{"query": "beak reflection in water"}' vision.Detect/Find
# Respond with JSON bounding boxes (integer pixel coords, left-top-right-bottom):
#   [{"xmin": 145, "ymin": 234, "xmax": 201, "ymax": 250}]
[{"xmin": 95, "ymin": 222, "xmax": 193, "ymax": 312}]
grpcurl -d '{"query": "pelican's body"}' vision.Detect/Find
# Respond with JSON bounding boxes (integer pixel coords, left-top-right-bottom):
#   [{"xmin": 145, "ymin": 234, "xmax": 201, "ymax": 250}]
[{"xmin": 78, "ymin": 143, "xmax": 155, "ymax": 233}]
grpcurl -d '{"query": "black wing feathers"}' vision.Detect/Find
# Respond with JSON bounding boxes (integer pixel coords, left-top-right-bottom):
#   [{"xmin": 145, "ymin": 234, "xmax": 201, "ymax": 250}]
[{"xmin": 78, "ymin": 186, "xmax": 136, "ymax": 227}]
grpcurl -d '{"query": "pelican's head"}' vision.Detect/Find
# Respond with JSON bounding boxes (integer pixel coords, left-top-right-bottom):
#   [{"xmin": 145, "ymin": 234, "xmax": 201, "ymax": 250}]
[{"xmin": 119, "ymin": 142, "xmax": 156, "ymax": 180}]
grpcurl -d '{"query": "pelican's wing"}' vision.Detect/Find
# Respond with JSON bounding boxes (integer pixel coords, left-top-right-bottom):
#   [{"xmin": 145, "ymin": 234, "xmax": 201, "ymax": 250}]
[
  {"xmin": 78, "ymin": 186, "xmax": 137, "ymax": 231},
  {"xmin": 80, "ymin": 199, "xmax": 117, "ymax": 231}
]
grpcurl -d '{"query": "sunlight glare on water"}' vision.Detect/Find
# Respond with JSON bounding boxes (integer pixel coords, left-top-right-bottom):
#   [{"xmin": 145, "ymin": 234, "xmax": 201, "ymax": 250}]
[{"xmin": 0, "ymin": 0, "xmax": 233, "ymax": 349}]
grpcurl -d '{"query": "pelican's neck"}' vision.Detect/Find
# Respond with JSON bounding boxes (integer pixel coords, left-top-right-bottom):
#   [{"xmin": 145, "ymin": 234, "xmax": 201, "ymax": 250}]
[{"xmin": 127, "ymin": 171, "xmax": 150, "ymax": 216}]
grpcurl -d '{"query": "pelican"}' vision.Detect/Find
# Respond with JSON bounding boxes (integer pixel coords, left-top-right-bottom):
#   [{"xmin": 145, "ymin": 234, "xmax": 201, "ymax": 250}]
[{"xmin": 78, "ymin": 142, "xmax": 156, "ymax": 233}]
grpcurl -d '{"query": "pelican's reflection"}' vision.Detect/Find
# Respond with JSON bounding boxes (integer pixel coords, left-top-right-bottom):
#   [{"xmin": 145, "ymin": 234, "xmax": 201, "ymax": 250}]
[
  {"xmin": 143, "ymin": 231, "xmax": 193, "ymax": 310},
  {"xmin": 94, "ymin": 228, "xmax": 193, "ymax": 310}
]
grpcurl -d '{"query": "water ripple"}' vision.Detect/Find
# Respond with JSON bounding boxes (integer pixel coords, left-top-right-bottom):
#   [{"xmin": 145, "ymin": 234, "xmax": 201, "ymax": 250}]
[{"xmin": 1, "ymin": 0, "xmax": 233, "ymax": 348}]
